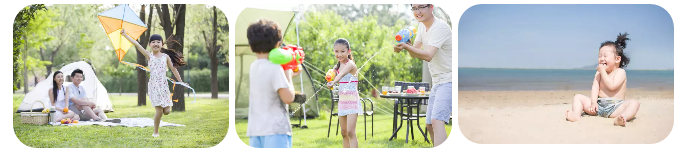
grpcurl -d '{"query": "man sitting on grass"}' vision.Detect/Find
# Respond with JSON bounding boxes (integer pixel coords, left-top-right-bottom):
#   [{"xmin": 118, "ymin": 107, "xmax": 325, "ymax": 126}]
[{"xmin": 67, "ymin": 69, "xmax": 118, "ymax": 122}]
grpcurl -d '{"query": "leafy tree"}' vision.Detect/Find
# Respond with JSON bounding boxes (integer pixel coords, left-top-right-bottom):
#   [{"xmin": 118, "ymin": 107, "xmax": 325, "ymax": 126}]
[
  {"xmin": 13, "ymin": 4, "xmax": 46, "ymax": 91},
  {"xmin": 282, "ymin": 10, "xmax": 423, "ymax": 105}
]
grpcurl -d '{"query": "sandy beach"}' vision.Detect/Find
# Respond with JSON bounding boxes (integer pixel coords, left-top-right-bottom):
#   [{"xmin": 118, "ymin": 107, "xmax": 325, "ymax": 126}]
[{"xmin": 458, "ymin": 89, "xmax": 674, "ymax": 144}]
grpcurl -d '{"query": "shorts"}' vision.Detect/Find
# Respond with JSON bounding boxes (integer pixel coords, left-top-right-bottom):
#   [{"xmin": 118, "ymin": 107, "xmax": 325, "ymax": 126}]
[
  {"xmin": 249, "ymin": 134, "xmax": 292, "ymax": 148},
  {"xmin": 597, "ymin": 98, "xmax": 626, "ymax": 118},
  {"xmin": 69, "ymin": 104, "xmax": 95, "ymax": 121},
  {"xmin": 426, "ymin": 82, "xmax": 453, "ymax": 124}
]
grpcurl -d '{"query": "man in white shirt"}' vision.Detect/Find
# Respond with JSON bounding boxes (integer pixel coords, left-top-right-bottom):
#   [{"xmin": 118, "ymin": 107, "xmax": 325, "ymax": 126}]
[
  {"xmin": 68, "ymin": 69, "xmax": 108, "ymax": 122},
  {"xmin": 394, "ymin": 4, "xmax": 452, "ymax": 147}
]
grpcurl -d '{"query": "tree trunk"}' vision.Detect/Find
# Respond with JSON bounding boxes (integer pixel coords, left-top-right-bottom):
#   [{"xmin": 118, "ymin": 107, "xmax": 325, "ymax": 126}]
[
  {"xmin": 119, "ymin": 80, "xmax": 122, "ymax": 96},
  {"xmin": 23, "ymin": 35, "xmax": 28, "ymax": 93},
  {"xmin": 158, "ymin": 4, "xmax": 173, "ymax": 41},
  {"xmin": 209, "ymin": 6, "xmax": 218, "ymax": 99},
  {"xmin": 41, "ymin": 42, "xmax": 63, "ymax": 78},
  {"xmin": 45, "ymin": 64, "xmax": 53, "ymax": 78},
  {"xmin": 159, "ymin": 4, "xmax": 187, "ymax": 112},
  {"xmin": 137, "ymin": 4, "xmax": 153, "ymax": 106},
  {"xmin": 173, "ymin": 4, "xmax": 186, "ymax": 111},
  {"xmin": 210, "ymin": 51, "xmax": 218, "ymax": 98}
]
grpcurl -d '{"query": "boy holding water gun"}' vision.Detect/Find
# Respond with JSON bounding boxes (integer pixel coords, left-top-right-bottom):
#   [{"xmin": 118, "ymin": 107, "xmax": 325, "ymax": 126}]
[
  {"xmin": 245, "ymin": 19, "xmax": 301, "ymax": 148},
  {"xmin": 393, "ymin": 4, "xmax": 452, "ymax": 147}
]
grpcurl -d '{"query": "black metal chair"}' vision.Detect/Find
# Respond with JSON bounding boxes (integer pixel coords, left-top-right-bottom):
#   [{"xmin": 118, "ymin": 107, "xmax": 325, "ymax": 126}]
[
  {"xmin": 327, "ymin": 85, "xmax": 339, "ymax": 138},
  {"xmin": 360, "ymin": 98, "xmax": 374, "ymax": 140},
  {"xmin": 327, "ymin": 86, "xmax": 374, "ymax": 140}
]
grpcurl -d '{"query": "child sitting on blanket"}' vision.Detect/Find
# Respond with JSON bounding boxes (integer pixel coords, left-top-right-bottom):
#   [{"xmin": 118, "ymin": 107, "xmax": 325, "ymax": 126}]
[
  {"xmin": 245, "ymin": 18, "xmax": 300, "ymax": 148},
  {"xmin": 565, "ymin": 33, "xmax": 640, "ymax": 126}
]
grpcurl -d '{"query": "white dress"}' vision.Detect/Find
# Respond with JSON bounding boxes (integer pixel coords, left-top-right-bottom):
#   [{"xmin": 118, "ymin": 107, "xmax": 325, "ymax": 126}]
[
  {"xmin": 53, "ymin": 85, "xmax": 71, "ymax": 119},
  {"xmin": 148, "ymin": 53, "xmax": 173, "ymax": 108}
]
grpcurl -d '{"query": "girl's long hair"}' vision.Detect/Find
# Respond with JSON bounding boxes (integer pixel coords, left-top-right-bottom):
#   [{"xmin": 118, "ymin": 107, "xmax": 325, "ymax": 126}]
[
  {"xmin": 52, "ymin": 71, "xmax": 63, "ymax": 102},
  {"xmin": 152, "ymin": 34, "xmax": 186, "ymax": 67}
]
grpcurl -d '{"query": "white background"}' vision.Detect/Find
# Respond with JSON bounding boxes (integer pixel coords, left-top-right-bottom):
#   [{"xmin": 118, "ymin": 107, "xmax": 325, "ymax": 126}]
[{"xmin": 2, "ymin": 0, "xmax": 679, "ymax": 151}]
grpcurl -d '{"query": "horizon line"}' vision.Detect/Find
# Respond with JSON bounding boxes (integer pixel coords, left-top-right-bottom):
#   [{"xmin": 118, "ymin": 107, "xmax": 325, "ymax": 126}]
[{"xmin": 458, "ymin": 67, "xmax": 674, "ymax": 71}]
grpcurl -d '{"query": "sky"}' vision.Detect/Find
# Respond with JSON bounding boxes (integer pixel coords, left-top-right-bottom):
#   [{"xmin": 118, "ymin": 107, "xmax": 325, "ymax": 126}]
[{"xmin": 458, "ymin": 4, "xmax": 674, "ymax": 70}]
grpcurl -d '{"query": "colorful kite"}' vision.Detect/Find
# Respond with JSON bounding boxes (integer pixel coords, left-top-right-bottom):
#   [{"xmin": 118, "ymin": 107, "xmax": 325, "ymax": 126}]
[{"xmin": 97, "ymin": 4, "xmax": 196, "ymax": 103}]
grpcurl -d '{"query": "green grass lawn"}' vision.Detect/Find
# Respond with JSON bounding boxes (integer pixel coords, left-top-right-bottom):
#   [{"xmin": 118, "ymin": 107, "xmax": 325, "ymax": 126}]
[
  {"xmin": 13, "ymin": 94, "xmax": 229, "ymax": 148},
  {"xmin": 235, "ymin": 113, "xmax": 452, "ymax": 148}
]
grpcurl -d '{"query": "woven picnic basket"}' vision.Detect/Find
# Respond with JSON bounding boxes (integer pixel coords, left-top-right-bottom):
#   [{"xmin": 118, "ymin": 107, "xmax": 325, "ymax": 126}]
[{"xmin": 20, "ymin": 101, "xmax": 50, "ymax": 125}]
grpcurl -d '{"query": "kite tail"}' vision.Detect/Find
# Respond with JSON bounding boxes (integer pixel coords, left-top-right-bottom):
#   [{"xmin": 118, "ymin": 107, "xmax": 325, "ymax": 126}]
[
  {"xmin": 121, "ymin": 61, "xmax": 150, "ymax": 72},
  {"xmin": 121, "ymin": 60, "xmax": 197, "ymax": 103},
  {"xmin": 167, "ymin": 77, "xmax": 197, "ymax": 104}
]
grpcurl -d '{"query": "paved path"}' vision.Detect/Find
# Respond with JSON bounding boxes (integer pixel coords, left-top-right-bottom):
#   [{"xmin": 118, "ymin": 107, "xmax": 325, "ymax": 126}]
[{"xmin": 106, "ymin": 93, "xmax": 229, "ymax": 99}]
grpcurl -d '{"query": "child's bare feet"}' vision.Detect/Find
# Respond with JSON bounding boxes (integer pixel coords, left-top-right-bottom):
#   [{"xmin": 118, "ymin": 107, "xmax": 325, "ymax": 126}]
[
  {"xmin": 565, "ymin": 110, "xmax": 580, "ymax": 122},
  {"xmin": 614, "ymin": 114, "xmax": 626, "ymax": 126}
]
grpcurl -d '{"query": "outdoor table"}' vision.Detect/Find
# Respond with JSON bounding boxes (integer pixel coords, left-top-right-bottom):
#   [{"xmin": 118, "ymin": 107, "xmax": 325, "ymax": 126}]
[{"xmin": 380, "ymin": 94, "xmax": 430, "ymax": 143}]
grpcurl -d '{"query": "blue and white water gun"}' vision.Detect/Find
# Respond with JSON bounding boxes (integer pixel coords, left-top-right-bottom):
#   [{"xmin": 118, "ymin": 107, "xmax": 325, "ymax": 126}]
[{"xmin": 395, "ymin": 28, "xmax": 416, "ymax": 44}]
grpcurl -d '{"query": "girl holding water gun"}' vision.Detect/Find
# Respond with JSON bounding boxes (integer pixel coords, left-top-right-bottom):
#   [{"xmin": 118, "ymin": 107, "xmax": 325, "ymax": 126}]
[
  {"xmin": 326, "ymin": 38, "xmax": 362, "ymax": 148},
  {"xmin": 121, "ymin": 28, "xmax": 186, "ymax": 137}
]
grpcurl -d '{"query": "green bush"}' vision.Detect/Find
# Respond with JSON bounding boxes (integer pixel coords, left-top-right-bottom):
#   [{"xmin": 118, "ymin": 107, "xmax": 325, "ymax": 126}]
[
  {"xmin": 100, "ymin": 66, "xmax": 228, "ymax": 93},
  {"xmin": 184, "ymin": 66, "xmax": 229, "ymax": 92}
]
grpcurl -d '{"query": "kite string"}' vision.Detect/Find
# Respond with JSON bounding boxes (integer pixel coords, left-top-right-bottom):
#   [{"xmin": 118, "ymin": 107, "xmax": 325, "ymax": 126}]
[
  {"xmin": 120, "ymin": 4, "xmax": 126, "ymax": 50},
  {"xmin": 121, "ymin": 60, "xmax": 197, "ymax": 103}
]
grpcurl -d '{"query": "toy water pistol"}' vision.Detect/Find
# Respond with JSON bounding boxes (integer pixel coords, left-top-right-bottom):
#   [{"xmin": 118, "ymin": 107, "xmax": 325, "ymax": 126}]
[
  {"xmin": 325, "ymin": 69, "xmax": 336, "ymax": 90},
  {"xmin": 269, "ymin": 45, "xmax": 305, "ymax": 72},
  {"xmin": 395, "ymin": 28, "xmax": 416, "ymax": 44},
  {"xmin": 325, "ymin": 69, "xmax": 336, "ymax": 82}
]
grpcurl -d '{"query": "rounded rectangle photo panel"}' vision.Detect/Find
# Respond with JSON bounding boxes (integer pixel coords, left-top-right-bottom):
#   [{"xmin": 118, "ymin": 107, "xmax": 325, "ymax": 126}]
[
  {"xmin": 234, "ymin": 4, "xmax": 453, "ymax": 148},
  {"xmin": 12, "ymin": 4, "xmax": 229, "ymax": 148},
  {"xmin": 458, "ymin": 4, "xmax": 673, "ymax": 144}
]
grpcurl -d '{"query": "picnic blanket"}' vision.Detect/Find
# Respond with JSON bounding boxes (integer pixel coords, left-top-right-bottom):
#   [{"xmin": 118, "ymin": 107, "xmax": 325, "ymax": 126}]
[{"xmin": 50, "ymin": 118, "xmax": 185, "ymax": 127}]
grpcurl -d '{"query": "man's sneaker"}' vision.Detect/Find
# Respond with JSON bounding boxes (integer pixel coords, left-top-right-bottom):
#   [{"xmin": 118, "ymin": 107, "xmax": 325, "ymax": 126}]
[{"xmin": 105, "ymin": 118, "xmax": 121, "ymax": 123}]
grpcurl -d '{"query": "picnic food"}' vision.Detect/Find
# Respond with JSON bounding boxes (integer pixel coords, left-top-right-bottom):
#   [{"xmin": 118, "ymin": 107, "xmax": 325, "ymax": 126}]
[
  {"xmin": 73, "ymin": 120, "xmax": 79, "ymax": 124},
  {"xmin": 41, "ymin": 108, "xmax": 49, "ymax": 114},
  {"xmin": 61, "ymin": 118, "xmax": 73, "ymax": 124},
  {"xmin": 406, "ymin": 88, "xmax": 419, "ymax": 94},
  {"xmin": 63, "ymin": 107, "xmax": 69, "ymax": 113}
]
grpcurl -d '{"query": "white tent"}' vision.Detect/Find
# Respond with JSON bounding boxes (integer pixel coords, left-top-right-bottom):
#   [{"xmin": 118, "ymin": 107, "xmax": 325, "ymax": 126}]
[{"xmin": 16, "ymin": 61, "xmax": 113, "ymax": 113}]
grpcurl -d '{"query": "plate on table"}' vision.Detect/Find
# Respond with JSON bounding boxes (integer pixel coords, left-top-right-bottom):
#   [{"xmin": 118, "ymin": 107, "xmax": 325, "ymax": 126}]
[
  {"xmin": 405, "ymin": 93, "xmax": 420, "ymax": 96},
  {"xmin": 386, "ymin": 93, "xmax": 400, "ymax": 96}
]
